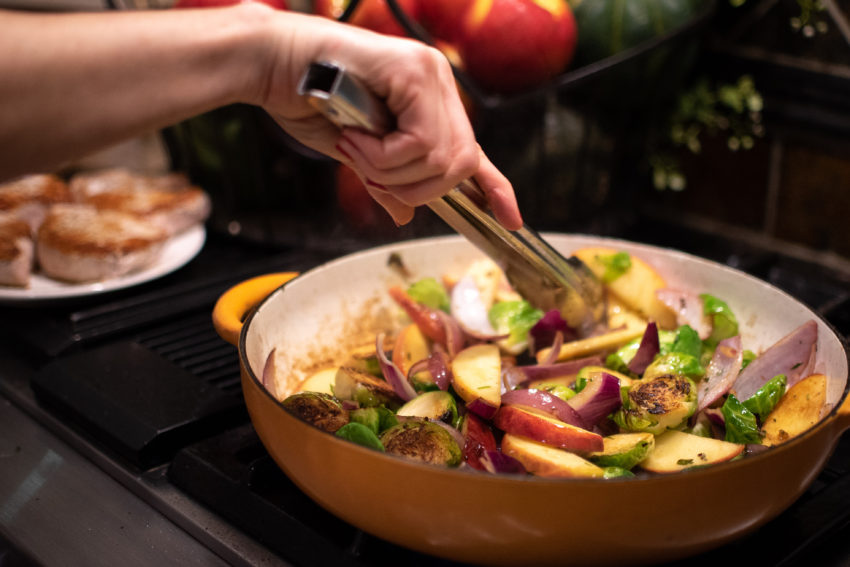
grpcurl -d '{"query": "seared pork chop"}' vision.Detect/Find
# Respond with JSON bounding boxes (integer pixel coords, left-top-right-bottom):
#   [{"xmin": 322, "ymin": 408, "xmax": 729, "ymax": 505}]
[
  {"xmin": 0, "ymin": 212, "xmax": 34, "ymax": 287},
  {"xmin": 70, "ymin": 168, "xmax": 210, "ymax": 236},
  {"xmin": 37, "ymin": 204, "xmax": 168, "ymax": 283},
  {"xmin": 0, "ymin": 173, "xmax": 71, "ymax": 232}
]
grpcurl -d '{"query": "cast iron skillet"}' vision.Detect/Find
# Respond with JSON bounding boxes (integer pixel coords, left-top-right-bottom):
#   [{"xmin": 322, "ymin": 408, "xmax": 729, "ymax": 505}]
[{"xmin": 213, "ymin": 234, "xmax": 850, "ymax": 567}]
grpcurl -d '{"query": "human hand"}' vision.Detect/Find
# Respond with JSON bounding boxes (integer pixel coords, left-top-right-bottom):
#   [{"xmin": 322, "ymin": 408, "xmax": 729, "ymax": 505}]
[{"xmin": 254, "ymin": 11, "xmax": 522, "ymax": 230}]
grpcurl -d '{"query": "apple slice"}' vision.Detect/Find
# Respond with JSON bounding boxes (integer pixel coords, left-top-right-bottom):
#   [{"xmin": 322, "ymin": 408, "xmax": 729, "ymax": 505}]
[
  {"xmin": 573, "ymin": 247, "xmax": 677, "ymax": 329},
  {"xmin": 297, "ymin": 366, "xmax": 337, "ymax": 396},
  {"xmin": 588, "ymin": 433, "xmax": 655, "ymax": 470},
  {"xmin": 392, "ymin": 323, "xmax": 433, "ymax": 387},
  {"xmin": 501, "ymin": 434, "xmax": 605, "ymax": 479},
  {"xmin": 535, "ymin": 325, "xmax": 644, "ymax": 364},
  {"xmin": 494, "ymin": 405, "xmax": 603, "ymax": 452},
  {"xmin": 639, "ymin": 430, "xmax": 745, "ymax": 474},
  {"xmin": 451, "ymin": 343, "xmax": 502, "ymax": 414},
  {"xmin": 761, "ymin": 373, "xmax": 828, "ymax": 447}
]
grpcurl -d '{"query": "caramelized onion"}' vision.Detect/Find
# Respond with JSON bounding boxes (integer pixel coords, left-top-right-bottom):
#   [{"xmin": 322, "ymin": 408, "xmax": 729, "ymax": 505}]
[
  {"xmin": 656, "ymin": 288, "xmax": 712, "ymax": 340},
  {"xmin": 697, "ymin": 335, "xmax": 742, "ymax": 412},
  {"xmin": 376, "ymin": 333, "xmax": 417, "ymax": 401},
  {"xmin": 427, "ymin": 343, "xmax": 453, "ymax": 391},
  {"xmin": 627, "ymin": 321, "xmax": 659, "ymax": 375},
  {"xmin": 480, "ymin": 450, "xmax": 527, "ymax": 475},
  {"xmin": 568, "ymin": 372, "xmax": 622, "ymax": 426},
  {"xmin": 501, "ymin": 389, "xmax": 587, "ymax": 429},
  {"xmin": 502, "ymin": 355, "xmax": 605, "ymax": 390}
]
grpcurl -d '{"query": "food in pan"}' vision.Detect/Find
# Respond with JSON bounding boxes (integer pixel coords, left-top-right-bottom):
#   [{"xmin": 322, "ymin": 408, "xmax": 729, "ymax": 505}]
[
  {"xmin": 276, "ymin": 247, "xmax": 827, "ymax": 478},
  {"xmin": 0, "ymin": 169, "xmax": 209, "ymax": 286}
]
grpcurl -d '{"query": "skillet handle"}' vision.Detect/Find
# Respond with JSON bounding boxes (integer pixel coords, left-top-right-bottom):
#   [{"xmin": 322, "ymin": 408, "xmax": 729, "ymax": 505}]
[{"xmin": 212, "ymin": 273, "xmax": 299, "ymax": 346}]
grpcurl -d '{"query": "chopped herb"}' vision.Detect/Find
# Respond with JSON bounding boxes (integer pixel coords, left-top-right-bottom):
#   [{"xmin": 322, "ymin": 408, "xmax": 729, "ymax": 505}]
[{"xmin": 677, "ymin": 459, "xmax": 694, "ymax": 466}]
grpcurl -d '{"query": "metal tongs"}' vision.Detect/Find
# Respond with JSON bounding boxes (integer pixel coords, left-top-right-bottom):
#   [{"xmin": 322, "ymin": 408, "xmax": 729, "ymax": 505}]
[{"xmin": 298, "ymin": 61, "xmax": 603, "ymax": 333}]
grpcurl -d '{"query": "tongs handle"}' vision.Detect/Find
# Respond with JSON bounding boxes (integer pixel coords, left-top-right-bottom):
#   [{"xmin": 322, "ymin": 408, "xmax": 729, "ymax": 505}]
[{"xmin": 297, "ymin": 61, "xmax": 602, "ymax": 331}]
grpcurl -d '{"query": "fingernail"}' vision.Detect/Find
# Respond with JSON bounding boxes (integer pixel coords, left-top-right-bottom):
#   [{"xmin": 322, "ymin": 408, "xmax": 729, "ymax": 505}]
[{"xmin": 335, "ymin": 143, "xmax": 352, "ymax": 161}]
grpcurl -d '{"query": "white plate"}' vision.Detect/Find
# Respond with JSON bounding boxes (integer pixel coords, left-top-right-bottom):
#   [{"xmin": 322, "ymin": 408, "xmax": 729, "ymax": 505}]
[{"xmin": 0, "ymin": 224, "xmax": 206, "ymax": 305}]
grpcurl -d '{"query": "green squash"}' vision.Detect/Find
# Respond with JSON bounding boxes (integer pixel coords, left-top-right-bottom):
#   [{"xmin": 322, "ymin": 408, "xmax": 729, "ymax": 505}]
[{"xmin": 569, "ymin": 0, "xmax": 708, "ymax": 66}]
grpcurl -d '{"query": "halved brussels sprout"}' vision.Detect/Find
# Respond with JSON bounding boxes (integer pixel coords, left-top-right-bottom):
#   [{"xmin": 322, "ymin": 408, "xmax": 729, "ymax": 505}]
[
  {"xmin": 613, "ymin": 375, "xmax": 698, "ymax": 435},
  {"xmin": 397, "ymin": 390, "xmax": 459, "ymax": 427},
  {"xmin": 281, "ymin": 391, "xmax": 349, "ymax": 433},
  {"xmin": 334, "ymin": 366, "xmax": 401, "ymax": 409},
  {"xmin": 642, "ymin": 352, "xmax": 705, "ymax": 381},
  {"xmin": 379, "ymin": 420, "xmax": 462, "ymax": 467},
  {"xmin": 588, "ymin": 432, "xmax": 655, "ymax": 470}
]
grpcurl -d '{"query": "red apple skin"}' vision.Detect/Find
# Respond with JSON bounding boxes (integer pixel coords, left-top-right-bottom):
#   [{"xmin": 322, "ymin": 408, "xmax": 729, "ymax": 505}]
[
  {"xmin": 493, "ymin": 405, "xmax": 603, "ymax": 452},
  {"xmin": 313, "ymin": 0, "xmax": 419, "ymax": 37},
  {"xmin": 460, "ymin": 412, "xmax": 498, "ymax": 471},
  {"xmin": 419, "ymin": 0, "xmax": 474, "ymax": 43},
  {"xmin": 174, "ymin": 0, "xmax": 287, "ymax": 9},
  {"xmin": 457, "ymin": 0, "xmax": 577, "ymax": 94}
]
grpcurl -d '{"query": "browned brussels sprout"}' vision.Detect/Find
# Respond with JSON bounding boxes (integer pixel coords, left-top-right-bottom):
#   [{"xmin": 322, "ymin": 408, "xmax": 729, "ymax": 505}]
[
  {"xmin": 281, "ymin": 392, "xmax": 349, "ymax": 433},
  {"xmin": 379, "ymin": 420, "xmax": 462, "ymax": 467}
]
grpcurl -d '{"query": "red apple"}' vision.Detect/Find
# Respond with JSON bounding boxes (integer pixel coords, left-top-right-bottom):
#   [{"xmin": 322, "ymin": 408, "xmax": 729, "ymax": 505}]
[
  {"xmin": 313, "ymin": 0, "xmax": 419, "ymax": 37},
  {"xmin": 460, "ymin": 412, "xmax": 498, "ymax": 471},
  {"xmin": 174, "ymin": 0, "xmax": 287, "ymax": 9},
  {"xmin": 418, "ymin": 0, "xmax": 474, "ymax": 43},
  {"xmin": 456, "ymin": 0, "xmax": 577, "ymax": 94},
  {"xmin": 501, "ymin": 434, "xmax": 605, "ymax": 478},
  {"xmin": 494, "ymin": 404, "xmax": 603, "ymax": 452}
]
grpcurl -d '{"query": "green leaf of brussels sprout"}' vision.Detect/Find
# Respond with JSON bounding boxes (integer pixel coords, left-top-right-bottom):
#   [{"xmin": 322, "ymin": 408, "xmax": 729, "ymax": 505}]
[
  {"xmin": 700, "ymin": 294, "xmax": 739, "ymax": 346},
  {"xmin": 407, "ymin": 277, "xmax": 450, "ymax": 312},
  {"xmin": 602, "ymin": 467, "xmax": 636, "ymax": 479},
  {"xmin": 349, "ymin": 406, "xmax": 399, "ymax": 435},
  {"xmin": 538, "ymin": 383, "xmax": 577, "ymax": 401},
  {"xmin": 335, "ymin": 422, "xmax": 386, "ymax": 451},
  {"xmin": 741, "ymin": 349, "xmax": 757, "ymax": 370},
  {"xmin": 597, "ymin": 252, "xmax": 632, "ymax": 283},
  {"xmin": 721, "ymin": 394, "xmax": 763, "ymax": 444},
  {"xmin": 643, "ymin": 352, "xmax": 706, "ymax": 381},
  {"xmin": 488, "ymin": 300, "xmax": 544, "ymax": 347},
  {"xmin": 742, "ymin": 374, "xmax": 787, "ymax": 421},
  {"xmin": 671, "ymin": 325, "xmax": 702, "ymax": 359}
]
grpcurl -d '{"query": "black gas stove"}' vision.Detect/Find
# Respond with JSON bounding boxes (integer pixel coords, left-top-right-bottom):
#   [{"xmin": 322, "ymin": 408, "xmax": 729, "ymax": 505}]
[{"xmin": 1, "ymin": 216, "xmax": 849, "ymax": 567}]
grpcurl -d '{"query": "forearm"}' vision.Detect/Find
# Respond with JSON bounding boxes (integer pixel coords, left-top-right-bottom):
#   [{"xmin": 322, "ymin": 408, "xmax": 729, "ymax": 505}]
[{"xmin": 0, "ymin": 4, "xmax": 279, "ymax": 180}]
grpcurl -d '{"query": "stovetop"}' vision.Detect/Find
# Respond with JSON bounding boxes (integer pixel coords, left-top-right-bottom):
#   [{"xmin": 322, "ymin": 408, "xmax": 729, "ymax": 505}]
[{"xmin": 1, "ymin": 217, "xmax": 849, "ymax": 567}]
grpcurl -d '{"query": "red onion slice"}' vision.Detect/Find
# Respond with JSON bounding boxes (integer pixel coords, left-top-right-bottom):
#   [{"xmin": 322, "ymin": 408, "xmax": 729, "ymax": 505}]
[
  {"xmin": 502, "ymin": 355, "xmax": 605, "ymax": 390},
  {"xmin": 426, "ymin": 343, "xmax": 453, "ymax": 391},
  {"xmin": 435, "ymin": 310, "xmax": 466, "ymax": 357},
  {"xmin": 538, "ymin": 330, "xmax": 564, "ymax": 366},
  {"xmin": 529, "ymin": 309, "xmax": 576, "ymax": 354},
  {"xmin": 375, "ymin": 333, "xmax": 417, "ymax": 401},
  {"xmin": 697, "ymin": 335, "xmax": 743, "ymax": 412},
  {"xmin": 657, "ymin": 288, "xmax": 712, "ymax": 340},
  {"xmin": 429, "ymin": 419, "xmax": 467, "ymax": 451},
  {"xmin": 467, "ymin": 397, "xmax": 499, "ymax": 420},
  {"xmin": 733, "ymin": 320, "xmax": 818, "ymax": 400},
  {"xmin": 627, "ymin": 321, "xmax": 660, "ymax": 375},
  {"xmin": 568, "ymin": 372, "xmax": 622, "ymax": 426},
  {"xmin": 501, "ymin": 389, "xmax": 588, "ymax": 429},
  {"xmin": 480, "ymin": 450, "xmax": 527, "ymax": 475}
]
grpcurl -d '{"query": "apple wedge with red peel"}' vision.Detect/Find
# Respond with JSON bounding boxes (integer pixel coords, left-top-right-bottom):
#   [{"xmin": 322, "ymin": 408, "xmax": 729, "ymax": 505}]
[
  {"xmin": 501, "ymin": 434, "xmax": 605, "ymax": 478},
  {"xmin": 451, "ymin": 343, "xmax": 502, "ymax": 415},
  {"xmin": 494, "ymin": 405, "xmax": 603, "ymax": 452},
  {"xmin": 460, "ymin": 412, "xmax": 498, "ymax": 471},
  {"xmin": 639, "ymin": 430, "xmax": 745, "ymax": 474}
]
